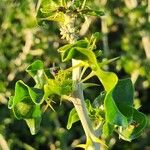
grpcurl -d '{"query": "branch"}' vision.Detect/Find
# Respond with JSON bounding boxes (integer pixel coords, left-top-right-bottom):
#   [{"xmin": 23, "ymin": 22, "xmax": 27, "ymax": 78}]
[{"xmin": 101, "ymin": 16, "xmax": 109, "ymax": 57}]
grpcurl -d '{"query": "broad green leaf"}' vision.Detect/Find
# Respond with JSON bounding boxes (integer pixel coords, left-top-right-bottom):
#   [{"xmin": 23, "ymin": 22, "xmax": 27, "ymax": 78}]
[
  {"xmin": 95, "ymin": 68, "xmax": 118, "ymax": 92},
  {"xmin": 25, "ymin": 117, "xmax": 42, "ymax": 135},
  {"xmin": 67, "ymin": 108, "xmax": 79, "ymax": 129},
  {"xmin": 58, "ymin": 40, "xmax": 89, "ymax": 53},
  {"xmin": 59, "ymin": 39, "xmax": 118, "ymax": 92},
  {"xmin": 116, "ymin": 104, "xmax": 133, "ymax": 123},
  {"xmin": 26, "ymin": 60, "xmax": 44, "ymax": 76},
  {"xmin": 61, "ymin": 47, "xmax": 90, "ymax": 62},
  {"xmin": 11, "ymin": 80, "xmax": 44, "ymax": 107},
  {"xmin": 8, "ymin": 80, "xmax": 42, "ymax": 134},
  {"xmin": 37, "ymin": 0, "xmax": 65, "ymax": 23},
  {"xmin": 113, "ymin": 78, "xmax": 134, "ymax": 106},
  {"xmin": 14, "ymin": 99, "xmax": 42, "ymax": 120},
  {"xmin": 58, "ymin": 39, "xmax": 93, "ymax": 62},
  {"xmin": 32, "ymin": 105, "xmax": 42, "ymax": 118},
  {"xmin": 26, "ymin": 60, "xmax": 46, "ymax": 88},
  {"xmin": 12, "ymin": 81, "xmax": 43, "ymax": 119},
  {"xmin": 104, "ymin": 77, "xmax": 146, "ymax": 140},
  {"xmin": 104, "ymin": 90, "xmax": 128, "ymax": 126},
  {"xmin": 119, "ymin": 109, "xmax": 147, "ymax": 141},
  {"xmin": 112, "ymin": 78, "xmax": 134, "ymax": 122},
  {"xmin": 102, "ymin": 122, "xmax": 114, "ymax": 138},
  {"xmin": 12, "ymin": 80, "xmax": 29, "ymax": 106},
  {"xmin": 28, "ymin": 87, "xmax": 44, "ymax": 105}
]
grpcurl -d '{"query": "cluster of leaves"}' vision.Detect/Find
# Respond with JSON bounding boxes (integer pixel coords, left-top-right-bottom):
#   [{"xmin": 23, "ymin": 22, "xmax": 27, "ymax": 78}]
[
  {"xmin": 9, "ymin": 36, "xmax": 147, "ymax": 148},
  {"xmin": 0, "ymin": 0, "xmax": 63, "ymax": 149},
  {"xmin": 6, "ymin": 0, "xmax": 149, "ymax": 149},
  {"xmin": 58, "ymin": 36, "xmax": 147, "ymax": 142},
  {"xmin": 8, "ymin": 60, "xmax": 73, "ymax": 135},
  {"xmin": 37, "ymin": 0, "xmax": 104, "ymax": 22},
  {"xmin": 37, "ymin": 0, "xmax": 104, "ymax": 42}
]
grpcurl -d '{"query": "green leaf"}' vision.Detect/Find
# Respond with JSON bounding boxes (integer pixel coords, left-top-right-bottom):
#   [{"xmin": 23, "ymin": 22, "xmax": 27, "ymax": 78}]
[
  {"xmin": 113, "ymin": 78, "xmax": 134, "ymax": 106},
  {"xmin": 67, "ymin": 108, "xmax": 79, "ymax": 129},
  {"xmin": 28, "ymin": 87, "xmax": 44, "ymax": 105},
  {"xmin": 32, "ymin": 105, "xmax": 42, "ymax": 118},
  {"xmin": 37, "ymin": 0, "xmax": 65, "ymax": 23},
  {"xmin": 59, "ymin": 39, "xmax": 118, "ymax": 92},
  {"xmin": 9, "ymin": 81, "xmax": 30, "ymax": 119},
  {"xmin": 26, "ymin": 60, "xmax": 46, "ymax": 88},
  {"xmin": 8, "ymin": 80, "xmax": 42, "ymax": 134},
  {"xmin": 104, "ymin": 90, "xmax": 128, "ymax": 126},
  {"xmin": 8, "ymin": 96, "xmax": 14, "ymax": 109},
  {"xmin": 82, "ymin": 7, "xmax": 105, "ymax": 16},
  {"xmin": 58, "ymin": 39, "xmax": 94, "ymax": 62},
  {"xmin": 10, "ymin": 81, "xmax": 43, "ymax": 119},
  {"xmin": 93, "ymin": 91, "xmax": 106, "ymax": 108},
  {"xmin": 102, "ymin": 122, "xmax": 114, "ymax": 138},
  {"xmin": 95, "ymin": 68, "xmax": 118, "ymax": 92},
  {"xmin": 119, "ymin": 109, "xmax": 147, "ymax": 141},
  {"xmin": 13, "ymin": 81, "xmax": 29, "ymax": 105},
  {"xmin": 25, "ymin": 117, "xmax": 42, "ymax": 135},
  {"xmin": 39, "ymin": 12, "xmax": 66, "ymax": 22},
  {"xmin": 112, "ymin": 78, "xmax": 134, "ymax": 122},
  {"xmin": 26, "ymin": 60, "xmax": 44, "ymax": 76},
  {"xmin": 82, "ymin": 83, "xmax": 99, "ymax": 90}
]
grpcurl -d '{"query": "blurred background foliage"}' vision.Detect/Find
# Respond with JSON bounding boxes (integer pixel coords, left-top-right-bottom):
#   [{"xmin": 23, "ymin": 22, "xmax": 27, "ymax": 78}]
[{"xmin": 0, "ymin": 0, "xmax": 150, "ymax": 149}]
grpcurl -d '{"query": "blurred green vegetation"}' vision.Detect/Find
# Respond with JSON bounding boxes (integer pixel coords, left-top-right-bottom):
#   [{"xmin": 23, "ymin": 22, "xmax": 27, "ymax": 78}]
[{"xmin": 0, "ymin": 0, "xmax": 150, "ymax": 149}]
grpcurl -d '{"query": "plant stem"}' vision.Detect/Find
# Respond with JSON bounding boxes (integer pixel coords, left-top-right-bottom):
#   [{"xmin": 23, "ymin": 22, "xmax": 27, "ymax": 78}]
[
  {"xmin": 81, "ymin": 0, "xmax": 87, "ymax": 10},
  {"xmin": 101, "ymin": 16, "xmax": 109, "ymax": 57},
  {"xmin": 71, "ymin": 59, "xmax": 101, "ymax": 149}
]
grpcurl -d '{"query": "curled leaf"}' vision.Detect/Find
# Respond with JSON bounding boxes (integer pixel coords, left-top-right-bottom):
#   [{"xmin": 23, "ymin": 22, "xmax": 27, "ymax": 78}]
[
  {"xmin": 119, "ymin": 109, "xmax": 147, "ymax": 141},
  {"xmin": 67, "ymin": 108, "xmax": 79, "ymax": 129},
  {"xmin": 8, "ymin": 80, "xmax": 42, "ymax": 134}
]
